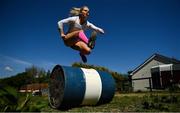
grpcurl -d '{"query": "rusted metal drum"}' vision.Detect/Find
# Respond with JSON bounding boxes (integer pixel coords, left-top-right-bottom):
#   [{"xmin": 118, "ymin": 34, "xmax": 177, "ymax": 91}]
[{"xmin": 48, "ymin": 65, "xmax": 115, "ymax": 109}]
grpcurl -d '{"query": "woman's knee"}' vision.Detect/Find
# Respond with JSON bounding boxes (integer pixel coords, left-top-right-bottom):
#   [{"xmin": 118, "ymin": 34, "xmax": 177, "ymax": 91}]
[
  {"xmin": 86, "ymin": 48, "xmax": 91, "ymax": 55},
  {"xmin": 74, "ymin": 41, "xmax": 91, "ymax": 55},
  {"xmin": 82, "ymin": 48, "xmax": 91, "ymax": 55}
]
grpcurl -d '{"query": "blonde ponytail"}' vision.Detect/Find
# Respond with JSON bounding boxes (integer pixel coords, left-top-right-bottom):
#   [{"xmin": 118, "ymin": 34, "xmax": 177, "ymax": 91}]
[{"xmin": 69, "ymin": 7, "xmax": 80, "ymax": 16}]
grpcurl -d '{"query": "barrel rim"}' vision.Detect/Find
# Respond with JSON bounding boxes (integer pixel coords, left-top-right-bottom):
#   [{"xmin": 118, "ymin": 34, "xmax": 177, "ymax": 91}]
[{"xmin": 48, "ymin": 64, "xmax": 65, "ymax": 109}]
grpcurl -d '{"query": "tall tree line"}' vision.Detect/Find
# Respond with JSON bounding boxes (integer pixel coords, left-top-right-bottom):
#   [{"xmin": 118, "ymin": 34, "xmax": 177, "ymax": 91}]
[{"xmin": 0, "ymin": 65, "xmax": 50, "ymax": 89}]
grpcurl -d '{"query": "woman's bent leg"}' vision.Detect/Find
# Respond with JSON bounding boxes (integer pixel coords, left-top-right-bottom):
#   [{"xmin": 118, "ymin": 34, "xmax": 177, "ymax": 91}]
[
  {"xmin": 74, "ymin": 41, "xmax": 91, "ymax": 63},
  {"xmin": 65, "ymin": 30, "xmax": 89, "ymax": 44},
  {"xmin": 74, "ymin": 41, "xmax": 91, "ymax": 55},
  {"xmin": 64, "ymin": 30, "xmax": 81, "ymax": 40},
  {"xmin": 69, "ymin": 41, "xmax": 91, "ymax": 63}
]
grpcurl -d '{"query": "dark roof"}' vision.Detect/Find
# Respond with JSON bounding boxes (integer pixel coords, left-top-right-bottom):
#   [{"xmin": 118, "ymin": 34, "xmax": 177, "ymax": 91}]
[
  {"xmin": 20, "ymin": 83, "xmax": 48, "ymax": 90},
  {"xmin": 130, "ymin": 53, "xmax": 180, "ymax": 76}
]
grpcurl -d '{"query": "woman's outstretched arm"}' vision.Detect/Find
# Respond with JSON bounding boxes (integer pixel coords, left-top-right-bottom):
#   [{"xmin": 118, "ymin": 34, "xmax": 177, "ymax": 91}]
[{"xmin": 87, "ymin": 22, "xmax": 105, "ymax": 34}]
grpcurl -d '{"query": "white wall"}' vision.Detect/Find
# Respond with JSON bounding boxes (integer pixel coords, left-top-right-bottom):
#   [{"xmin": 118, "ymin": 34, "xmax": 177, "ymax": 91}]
[
  {"xmin": 132, "ymin": 59, "xmax": 165, "ymax": 91},
  {"xmin": 132, "ymin": 79, "xmax": 150, "ymax": 91}
]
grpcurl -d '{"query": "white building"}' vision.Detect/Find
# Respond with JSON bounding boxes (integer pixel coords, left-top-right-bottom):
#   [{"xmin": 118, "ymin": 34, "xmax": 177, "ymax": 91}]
[{"xmin": 130, "ymin": 53, "xmax": 180, "ymax": 91}]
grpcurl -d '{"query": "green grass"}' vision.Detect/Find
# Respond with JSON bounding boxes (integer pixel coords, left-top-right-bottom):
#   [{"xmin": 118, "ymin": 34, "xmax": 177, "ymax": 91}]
[
  {"xmin": 41, "ymin": 92, "xmax": 180, "ymax": 112},
  {"xmin": 1, "ymin": 87, "xmax": 180, "ymax": 112}
]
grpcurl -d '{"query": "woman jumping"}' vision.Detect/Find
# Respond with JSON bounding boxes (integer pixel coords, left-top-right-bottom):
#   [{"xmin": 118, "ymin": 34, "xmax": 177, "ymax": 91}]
[{"xmin": 58, "ymin": 6, "xmax": 104, "ymax": 63}]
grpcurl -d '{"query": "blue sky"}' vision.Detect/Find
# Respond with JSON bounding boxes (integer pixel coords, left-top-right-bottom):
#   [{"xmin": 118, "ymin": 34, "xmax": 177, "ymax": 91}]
[{"xmin": 0, "ymin": 0, "xmax": 180, "ymax": 78}]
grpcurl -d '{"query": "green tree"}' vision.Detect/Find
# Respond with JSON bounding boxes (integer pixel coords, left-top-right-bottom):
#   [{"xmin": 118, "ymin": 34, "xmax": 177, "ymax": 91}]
[{"xmin": 25, "ymin": 65, "xmax": 48, "ymax": 83}]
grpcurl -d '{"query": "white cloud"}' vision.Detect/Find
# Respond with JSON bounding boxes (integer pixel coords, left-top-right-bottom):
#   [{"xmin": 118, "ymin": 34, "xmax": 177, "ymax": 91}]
[
  {"xmin": 5, "ymin": 66, "xmax": 13, "ymax": 72},
  {"xmin": 0, "ymin": 55, "xmax": 33, "ymax": 77}
]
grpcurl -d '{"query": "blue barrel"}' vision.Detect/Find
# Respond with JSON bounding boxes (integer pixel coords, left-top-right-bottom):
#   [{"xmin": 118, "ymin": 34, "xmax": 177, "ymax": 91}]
[{"xmin": 48, "ymin": 65, "xmax": 115, "ymax": 109}]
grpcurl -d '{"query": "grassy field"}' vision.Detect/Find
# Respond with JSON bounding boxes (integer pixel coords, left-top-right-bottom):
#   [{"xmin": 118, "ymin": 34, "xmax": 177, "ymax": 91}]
[
  {"xmin": 1, "ymin": 87, "xmax": 180, "ymax": 112},
  {"xmin": 24, "ymin": 92, "xmax": 180, "ymax": 112}
]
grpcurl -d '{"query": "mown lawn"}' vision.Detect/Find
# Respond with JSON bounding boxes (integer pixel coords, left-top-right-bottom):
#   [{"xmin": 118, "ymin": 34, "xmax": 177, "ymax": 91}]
[
  {"xmin": 40, "ymin": 92, "xmax": 180, "ymax": 112},
  {"xmin": 1, "ymin": 88, "xmax": 180, "ymax": 112}
]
